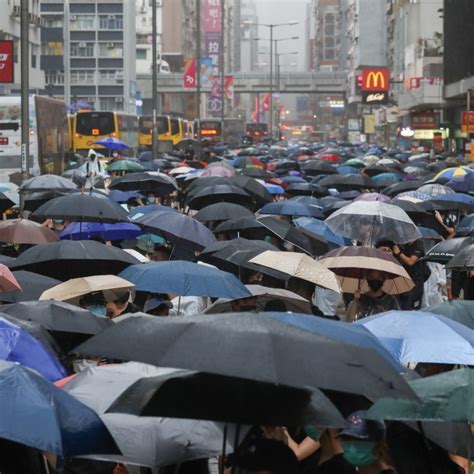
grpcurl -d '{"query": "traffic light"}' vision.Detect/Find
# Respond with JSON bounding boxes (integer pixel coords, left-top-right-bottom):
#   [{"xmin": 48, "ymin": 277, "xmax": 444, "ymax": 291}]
[{"xmin": 356, "ymin": 75, "xmax": 363, "ymax": 94}]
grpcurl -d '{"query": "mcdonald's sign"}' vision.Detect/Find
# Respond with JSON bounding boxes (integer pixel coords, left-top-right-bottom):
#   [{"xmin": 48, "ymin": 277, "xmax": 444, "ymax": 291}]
[{"xmin": 361, "ymin": 68, "xmax": 390, "ymax": 92}]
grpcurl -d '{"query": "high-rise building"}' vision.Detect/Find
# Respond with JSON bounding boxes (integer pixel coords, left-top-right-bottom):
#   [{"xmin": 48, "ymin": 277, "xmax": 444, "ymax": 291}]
[
  {"xmin": 39, "ymin": 0, "xmax": 136, "ymax": 112},
  {"xmin": 237, "ymin": 0, "xmax": 258, "ymax": 73},
  {"xmin": 0, "ymin": 0, "xmax": 45, "ymax": 93}
]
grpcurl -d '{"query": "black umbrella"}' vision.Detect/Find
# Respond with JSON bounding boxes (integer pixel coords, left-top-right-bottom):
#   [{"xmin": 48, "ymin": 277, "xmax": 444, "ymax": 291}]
[
  {"xmin": 446, "ymin": 243, "xmax": 474, "ymax": 270},
  {"xmin": 318, "ymin": 174, "xmax": 377, "ymax": 191},
  {"xmin": 423, "ymin": 237, "xmax": 473, "ymax": 264},
  {"xmin": 285, "ymin": 183, "xmax": 328, "ymax": 197},
  {"xmin": 20, "ymin": 174, "xmax": 78, "ymax": 193},
  {"xmin": 75, "ymin": 313, "xmax": 415, "ymax": 401},
  {"xmin": 31, "ymin": 193, "xmax": 129, "ymax": 224},
  {"xmin": 214, "ymin": 216, "xmax": 266, "ymax": 239},
  {"xmin": 62, "ymin": 169, "xmax": 87, "ymax": 187},
  {"xmin": 382, "ymin": 180, "xmax": 424, "ymax": 197},
  {"xmin": 9, "ymin": 240, "xmax": 139, "ymax": 280},
  {"xmin": 194, "ymin": 203, "xmax": 254, "ymax": 223},
  {"xmin": 187, "ymin": 184, "xmax": 253, "ymax": 210},
  {"xmin": 0, "ymin": 300, "xmax": 113, "ymax": 353},
  {"xmin": 240, "ymin": 168, "xmax": 276, "ymax": 180},
  {"xmin": 0, "ymin": 192, "xmax": 16, "ymax": 213},
  {"xmin": 0, "ymin": 271, "xmax": 60, "ymax": 303},
  {"xmin": 301, "ymin": 161, "xmax": 338, "ymax": 176},
  {"xmin": 108, "ymin": 369, "xmax": 345, "ymax": 427},
  {"xmin": 257, "ymin": 216, "xmax": 314, "ymax": 255},
  {"xmin": 109, "ymin": 172, "xmax": 178, "ymax": 195},
  {"xmin": 0, "ymin": 255, "xmax": 15, "ymax": 266}
]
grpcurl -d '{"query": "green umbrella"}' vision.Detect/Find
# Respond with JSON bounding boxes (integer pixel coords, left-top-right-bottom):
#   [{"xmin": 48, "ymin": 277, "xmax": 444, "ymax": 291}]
[
  {"xmin": 427, "ymin": 301, "xmax": 474, "ymax": 330},
  {"xmin": 343, "ymin": 158, "xmax": 365, "ymax": 168},
  {"xmin": 108, "ymin": 160, "xmax": 145, "ymax": 173},
  {"xmin": 367, "ymin": 369, "xmax": 473, "ymax": 423}
]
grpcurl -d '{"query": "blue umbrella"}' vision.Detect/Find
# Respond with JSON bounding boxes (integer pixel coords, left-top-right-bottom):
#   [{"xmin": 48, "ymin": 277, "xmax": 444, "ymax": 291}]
[
  {"xmin": 289, "ymin": 196, "xmax": 323, "ymax": 208},
  {"xmin": 0, "ymin": 360, "xmax": 118, "ymax": 456},
  {"xmin": 129, "ymin": 204, "xmax": 177, "ymax": 221},
  {"xmin": 109, "ymin": 190, "xmax": 142, "ymax": 204},
  {"xmin": 293, "ymin": 217, "xmax": 350, "ymax": 248},
  {"xmin": 337, "ymin": 166, "xmax": 358, "ymax": 175},
  {"xmin": 372, "ymin": 172, "xmax": 402, "ymax": 185},
  {"xmin": 430, "ymin": 193, "xmax": 474, "ymax": 205},
  {"xmin": 259, "ymin": 201, "xmax": 324, "ymax": 219},
  {"xmin": 456, "ymin": 213, "xmax": 474, "ymax": 235},
  {"xmin": 446, "ymin": 174, "xmax": 474, "ymax": 194},
  {"xmin": 355, "ymin": 310, "xmax": 474, "ymax": 365},
  {"xmin": 263, "ymin": 183, "xmax": 285, "ymax": 195},
  {"xmin": 60, "ymin": 222, "xmax": 143, "ymax": 241},
  {"xmin": 119, "ymin": 261, "xmax": 251, "ymax": 299},
  {"xmin": 0, "ymin": 317, "xmax": 66, "ymax": 381},
  {"xmin": 417, "ymin": 226, "xmax": 442, "ymax": 240},
  {"xmin": 279, "ymin": 176, "xmax": 306, "ymax": 184},
  {"xmin": 93, "ymin": 137, "xmax": 129, "ymax": 150},
  {"xmin": 259, "ymin": 312, "xmax": 404, "ymax": 372}
]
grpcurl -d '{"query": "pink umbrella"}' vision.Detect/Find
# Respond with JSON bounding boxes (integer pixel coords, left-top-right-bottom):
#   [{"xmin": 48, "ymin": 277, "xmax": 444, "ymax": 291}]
[
  {"xmin": 354, "ymin": 193, "xmax": 391, "ymax": 203},
  {"xmin": 0, "ymin": 264, "xmax": 21, "ymax": 292}
]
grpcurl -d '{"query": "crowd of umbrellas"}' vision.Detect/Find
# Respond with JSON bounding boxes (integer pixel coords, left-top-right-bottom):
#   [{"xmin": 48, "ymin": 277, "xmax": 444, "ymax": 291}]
[{"xmin": 0, "ymin": 140, "xmax": 473, "ymax": 473}]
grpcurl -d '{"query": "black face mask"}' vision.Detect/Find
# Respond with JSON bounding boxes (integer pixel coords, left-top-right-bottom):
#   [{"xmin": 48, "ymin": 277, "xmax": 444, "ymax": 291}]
[{"xmin": 367, "ymin": 279, "xmax": 384, "ymax": 292}]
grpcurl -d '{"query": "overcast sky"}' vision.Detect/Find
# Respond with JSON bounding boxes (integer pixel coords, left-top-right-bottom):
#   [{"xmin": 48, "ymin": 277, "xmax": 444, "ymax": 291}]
[{"xmin": 254, "ymin": 0, "xmax": 310, "ymax": 70}]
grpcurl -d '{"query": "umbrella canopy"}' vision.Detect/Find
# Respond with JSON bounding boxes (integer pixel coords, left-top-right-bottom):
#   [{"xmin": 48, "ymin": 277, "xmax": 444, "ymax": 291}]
[
  {"xmin": 20, "ymin": 174, "xmax": 77, "ymax": 193},
  {"xmin": 447, "ymin": 173, "xmax": 474, "ymax": 194},
  {"xmin": 9, "ymin": 240, "xmax": 139, "ymax": 280},
  {"xmin": 249, "ymin": 251, "xmax": 340, "ymax": 292},
  {"xmin": 205, "ymin": 285, "xmax": 312, "ymax": 314},
  {"xmin": 432, "ymin": 166, "xmax": 473, "ymax": 182},
  {"xmin": 0, "ymin": 271, "xmax": 60, "ymax": 304},
  {"xmin": 62, "ymin": 169, "xmax": 86, "ymax": 187},
  {"xmin": 194, "ymin": 202, "xmax": 254, "ymax": 223},
  {"xmin": 423, "ymin": 237, "xmax": 473, "ymax": 264},
  {"xmin": 63, "ymin": 363, "xmax": 241, "ymax": 467},
  {"xmin": 187, "ymin": 184, "xmax": 253, "ymax": 210},
  {"xmin": 427, "ymin": 300, "xmax": 474, "ymax": 330},
  {"xmin": 0, "ymin": 264, "xmax": 21, "ymax": 292},
  {"xmin": 382, "ymin": 180, "xmax": 424, "ymax": 197},
  {"xmin": 259, "ymin": 201, "xmax": 324, "ymax": 219},
  {"xmin": 325, "ymin": 201, "xmax": 421, "ymax": 245},
  {"xmin": 285, "ymin": 183, "xmax": 328, "ymax": 197},
  {"xmin": 293, "ymin": 217, "xmax": 350, "ymax": 249},
  {"xmin": 109, "ymin": 172, "xmax": 178, "ymax": 195},
  {"xmin": 93, "ymin": 137, "xmax": 129, "ymax": 150},
  {"xmin": 0, "ymin": 360, "xmax": 118, "ymax": 456},
  {"xmin": 0, "ymin": 219, "xmax": 58, "ymax": 245},
  {"xmin": 354, "ymin": 193, "xmax": 391, "ymax": 203},
  {"xmin": 301, "ymin": 161, "xmax": 338, "ymax": 176},
  {"xmin": 200, "ymin": 166, "xmax": 235, "ymax": 178},
  {"xmin": 128, "ymin": 204, "xmax": 177, "ymax": 221},
  {"xmin": 417, "ymin": 183, "xmax": 456, "ymax": 196},
  {"xmin": 355, "ymin": 310, "xmax": 474, "ymax": 365},
  {"xmin": 318, "ymin": 174, "xmax": 376, "ymax": 191},
  {"xmin": 119, "ymin": 261, "xmax": 251, "ymax": 299},
  {"xmin": 240, "ymin": 168, "xmax": 275, "ymax": 179},
  {"xmin": 446, "ymin": 243, "xmax": 474, "ymax": 270},
  {"xmin": 60, "ymin": 221, "xmax": 143, "ymax": 241},
  {"xmin": 214, "ymin": 216, "xmax": 264, "ymax": 236},
  {"xmin": 319, "ymin": 246, "xmax": 414, "ymax": 295},
  {"xmin": 31, "ymin": 193, "xmax": 129, "ymax": 224},
  {"xmin": 75, "ymin": 313, "xmax": 415, "ymax": 401},
  {"xmin": 40, "ymin": 274, "xmax": 134, "ymax": 303},
  {"xmin": 107, "ymin": 160, "xmax": 145, "ymax": 172},
  {"xmin": 135, "ymin": 211, "xmax": 216, "ymax": 251},
  {"xmin": 0, "ymin": 316, "xmax": 67, "ymax": 381},
  {"xmin": 367, "ymin": 368, "xmax": 474, "ymax": 423},
  {"xmin": 456, "ymin": 213, "xmax": 474, "ymax": 235}
]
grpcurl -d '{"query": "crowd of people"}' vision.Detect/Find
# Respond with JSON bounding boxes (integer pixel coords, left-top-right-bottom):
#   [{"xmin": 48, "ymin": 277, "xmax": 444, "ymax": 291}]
[{"xmin": 0, "ymin": 138, "xmax": 472, "ymax": 474}]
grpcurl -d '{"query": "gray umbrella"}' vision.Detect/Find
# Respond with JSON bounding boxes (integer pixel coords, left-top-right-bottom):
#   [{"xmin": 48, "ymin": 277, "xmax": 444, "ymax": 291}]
[
  {"xmin": 75, "ymin": 313, "xmax": 415, "ymax": 401},
  {"xmin": 64, "ymin": 362, "xmax": 237, "ymax": 468}
]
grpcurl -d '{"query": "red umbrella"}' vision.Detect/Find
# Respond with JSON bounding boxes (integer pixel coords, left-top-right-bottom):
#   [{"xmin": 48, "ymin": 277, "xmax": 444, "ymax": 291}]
[
  {"xmin": 0, "ymin": 264, "xmax": 22, "ymax": 292},
  {"xmin": 319, "ymin": 153, "xmax": 340, "ymax": 163},
  {"xmin": 0, "ymin": 219, "xmax": 58, "ymax": 245}
]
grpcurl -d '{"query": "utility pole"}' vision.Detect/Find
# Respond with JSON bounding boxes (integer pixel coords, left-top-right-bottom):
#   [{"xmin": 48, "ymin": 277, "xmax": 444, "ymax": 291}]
[
  {"xmin": 196, "ymin": 0, "xmax": 201, "ymax": 142},
  {"xmin": 269, "ymin": 25, "xmax": 274, "ymax": 140},
  {"xmin": 20, "ymin": 0, "xmax": 29, "ymax": 187},
  {"xmin": 151, "ymin": 0, "xmax": 158, "ymax": 159},
  {"xmin": 220, "ymin": 0, "xmax": 225, "ymax": 138}
]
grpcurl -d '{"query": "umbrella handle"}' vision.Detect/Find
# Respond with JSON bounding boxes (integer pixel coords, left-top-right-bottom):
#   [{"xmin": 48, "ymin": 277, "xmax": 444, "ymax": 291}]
[
  {"xmin": 219, "ymin": 424, "xmax": 228, "ymax": 474},
  {"xmin": 231, "ymin": 424, "xmax": 241, "ymax": 474}
]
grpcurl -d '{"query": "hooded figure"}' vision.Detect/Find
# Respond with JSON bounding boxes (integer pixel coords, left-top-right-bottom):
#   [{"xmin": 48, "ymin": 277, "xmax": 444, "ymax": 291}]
[{"xmin": 84, "ymin": 149, "xmax": 104, "ymax": 188}]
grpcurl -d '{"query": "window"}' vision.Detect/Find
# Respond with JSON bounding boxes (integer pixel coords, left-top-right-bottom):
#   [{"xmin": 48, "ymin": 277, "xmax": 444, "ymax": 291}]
[
  {"xmin": 43, "ymin": 42, "xmax": 63, "ymax": 56},
  {"xmin": 31, "ymin": 52, "xmax": 37, "ymax": 68},
  {"xmin": 99, "ymin": 15, "xmax": 123, "ymax": 30},
  {"xmin": 71, "ymin": 70, "xmax": 95, "ymax": 84},
  {"xmin": 98, "ymin": 43, "xmax": 123, "ymax": 58},
  {"xmin": 70, "ymin": 42, "xmax": 94, "ymax": 57},
  {"xmin": 43, "ymin": 15, "xmax": 63, "ymax": 28},
  {"xmin": 45, "ymin": 72, "xmax": 64, "ymax": 84},
  {"xmin": 324, "ymin": 49, "xmax": 336, "ymax": 60},
  {"xmin": 99, "ymin": 69, "xmax": 123, "ymax": 84},
  {"xmin": 100, "ymin": 97, "xmax": 122, "ymax": 111},
  {"xmin": 70, "ymin": 15, "xmax": 95, "ymax": 31},
  {"xmin": 136, "ymin": 48, "xmax": 147, "ymax": 60}
]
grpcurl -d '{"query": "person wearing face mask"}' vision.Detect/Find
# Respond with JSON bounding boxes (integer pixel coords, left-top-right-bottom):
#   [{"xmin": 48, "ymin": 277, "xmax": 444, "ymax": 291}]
[
  {"xmin": 230, "ymin": 296, "xmax": 258, "ymax": 312},
  {"xmin": 337, "ymin": 411, "xmax": 396, "ymax": 474},
  {"xmin": 78, "ymin": 292, "xmax": 108, "ymax": 318},
  {"xmin": 145, "ymin": 192, "xmax": 158, "ymax": 205},
  {"xmin": 345, "ymin": 270, "xmax": 400, "ymax": 322}
]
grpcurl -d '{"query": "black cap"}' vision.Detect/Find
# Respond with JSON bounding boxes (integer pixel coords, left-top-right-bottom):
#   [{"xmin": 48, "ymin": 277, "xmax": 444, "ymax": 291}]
[{"xmin": 338, "ymin": 410, "xmax": 385, "ymax": 441}]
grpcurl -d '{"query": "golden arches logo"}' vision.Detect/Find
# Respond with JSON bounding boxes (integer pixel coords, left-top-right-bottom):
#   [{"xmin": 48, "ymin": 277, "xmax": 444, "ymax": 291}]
[{"xmin": 366, "ymin": 71, "xmax": 386, "ymax": 90}]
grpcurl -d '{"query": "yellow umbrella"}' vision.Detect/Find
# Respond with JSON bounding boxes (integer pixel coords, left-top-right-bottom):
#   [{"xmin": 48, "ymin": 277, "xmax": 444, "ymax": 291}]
[
  {"xmin": 249, "ymin": 251, "xmax": 341, "ymax": 293},
  {"xmin": 40, "ymin": 274, "xmax": 134, "ymax": 303}
]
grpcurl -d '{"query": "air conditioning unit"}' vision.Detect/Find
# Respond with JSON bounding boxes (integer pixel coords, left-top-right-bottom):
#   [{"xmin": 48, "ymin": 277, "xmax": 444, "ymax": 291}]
[
  {"xmin": 108, "ymin": 14, "xmax": 116, "ymax": 20},
  {"xmin": 28, "ymin": 12, "xmax": 35, "ymax": 23},
  {"xmin": 115, "ymin": 97, "xmax": 123, "ymax": 103},
  {"xmin": 106, "ymin": 42, "xmax": 115, "ymax": 49},
  {"xmin": 115, "ymin": 71, "xmax": 123, "ymax": 78},
  {"xmin": 12, "ymin": 5, "xmax": 20, "ymax": 16},
  {"xmin": 78, "ymin": 42, "xmax": 87, "ymax": 48},
  {"xmin": 70, "ymin": 14, "xmax": 77, "ymax": 20}
]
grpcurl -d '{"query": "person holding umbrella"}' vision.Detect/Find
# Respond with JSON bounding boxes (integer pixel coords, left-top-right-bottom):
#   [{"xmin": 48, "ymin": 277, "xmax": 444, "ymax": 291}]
[{"xmin": 83, "ymin": 149, "xmax": 104, "ymax": 189}]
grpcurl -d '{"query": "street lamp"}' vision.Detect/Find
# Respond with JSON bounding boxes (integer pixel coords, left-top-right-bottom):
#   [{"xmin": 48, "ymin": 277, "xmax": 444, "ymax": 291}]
[{"xmin": 244, "ymin": 20, "xmax": 299, "ymax": 139}]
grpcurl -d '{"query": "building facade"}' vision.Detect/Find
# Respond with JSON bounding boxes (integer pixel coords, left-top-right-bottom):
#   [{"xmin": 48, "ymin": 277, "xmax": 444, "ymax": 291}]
[
  {"xmin": 40, "ymin": 0, "xmax": 136, "ymax": 112},
  {"xmin": 0, "ymin": 0, "xmax": 45, "ymax": 93}
]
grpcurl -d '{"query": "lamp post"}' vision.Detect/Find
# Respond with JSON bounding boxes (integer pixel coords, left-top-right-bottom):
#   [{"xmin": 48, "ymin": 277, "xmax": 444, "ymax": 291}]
[{"xmin": 244, "ymin": 20, "xmax": 298, "ymax": 139}]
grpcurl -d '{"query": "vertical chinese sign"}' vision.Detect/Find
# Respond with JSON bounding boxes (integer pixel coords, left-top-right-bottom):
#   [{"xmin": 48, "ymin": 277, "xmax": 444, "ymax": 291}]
[{"xmin": 0, "ymin": 40, "xmax": 14, "ymax": 84}]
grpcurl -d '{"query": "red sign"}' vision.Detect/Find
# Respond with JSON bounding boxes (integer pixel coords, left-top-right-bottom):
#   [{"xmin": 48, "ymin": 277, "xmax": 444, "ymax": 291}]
[
  {"xmin": 411, "ymin": 112, "xmax": 437, "ymax": 130},
  {"xmin": 361, "ymin": 67, "xmax": 390, "ymax": 92},
  {"xmin": 202, "ymin": 0, "xmax": 222, "ymax": 33},
  {"xmin": 0, "ymin": 40, "xmax": 14, "ymax": 84},
  {"xmin": 407, "ymin": 77, "xmax": 443, "ymax": 90},
  {"xmin": 0, "ymin": 137, "xmax": 8, "ymax": 145},
  {"xmin": 461, "ymin": 112, "xmax": 474, "ymax": 133},
  {"xmin": 183, "ymin": 57, "xmax": 197, "ymax": 89}
]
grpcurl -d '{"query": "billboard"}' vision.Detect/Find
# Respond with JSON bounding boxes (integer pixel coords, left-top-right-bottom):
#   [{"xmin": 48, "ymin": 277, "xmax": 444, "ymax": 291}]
[
  {"xmin": 183, "ymin": 57, "xmax": 197, "ymax": 89},
  {"xmin": 361, "ymin": 67, "xmax": 390, "ymax": 92},
  {"xmin": 0, "ymin": 40, "xmax": 14, "ymax": 84}
]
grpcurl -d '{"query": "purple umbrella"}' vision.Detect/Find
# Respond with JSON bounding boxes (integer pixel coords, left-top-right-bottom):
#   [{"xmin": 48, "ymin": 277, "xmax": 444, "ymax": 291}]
[{"xmin": 60, "ymin": 222, "xmax": 143, "ymax": 241}]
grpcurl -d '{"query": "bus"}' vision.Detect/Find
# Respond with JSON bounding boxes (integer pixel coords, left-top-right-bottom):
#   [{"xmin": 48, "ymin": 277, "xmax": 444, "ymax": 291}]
[
  {"xmin": 67, "ymin": 113, "xmax": 74, "ymax": 154},
  {"xmin": 223, "ymin": 118, "xmax": 245, "ymax": 147},
  {"xmin": 138, "ymin": 115, "xmax": 172, "ymax": 149},
  {"xmin": 169, "ymin": 117, "xmax": 185, "ymax": 145},
  {"xmin": 198, "ymin": 119, "xmax": 222, "ymax": 144},
  {"xmin": 73, "ymin": 111, "xmax": 138, "ymax": 156},
  {"xmin": 0, "ymin": 95, "xmax": 69, "ymax": 180},
  {"xmin": 245, "ymin": 122, "xmax": 269, "ymax": 142}
]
